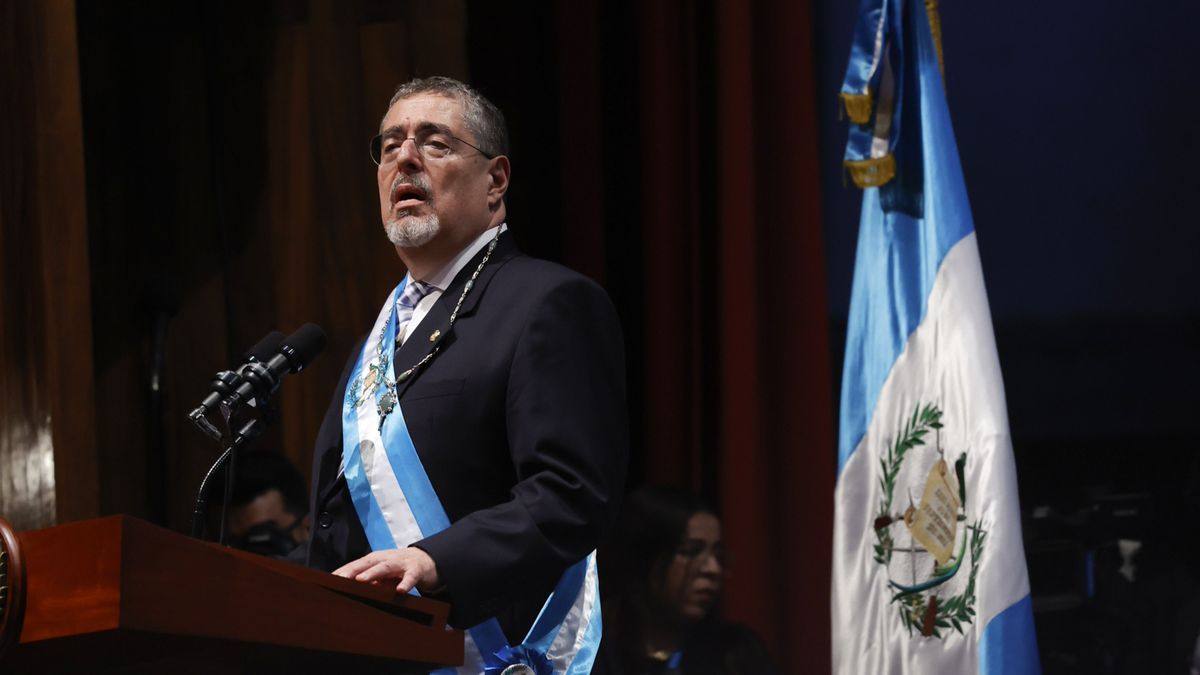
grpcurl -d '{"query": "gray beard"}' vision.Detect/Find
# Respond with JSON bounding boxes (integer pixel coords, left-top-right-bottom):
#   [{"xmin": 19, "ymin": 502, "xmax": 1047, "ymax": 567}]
[{"xmin": 385, "ymin": 212, "xmax": 440, "ymax": 247}]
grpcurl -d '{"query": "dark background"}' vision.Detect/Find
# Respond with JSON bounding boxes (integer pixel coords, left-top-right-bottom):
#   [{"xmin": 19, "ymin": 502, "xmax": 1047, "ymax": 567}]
[{"xmin": 2, "ymin": 0, "xmax": 1199, "ymax": 672}]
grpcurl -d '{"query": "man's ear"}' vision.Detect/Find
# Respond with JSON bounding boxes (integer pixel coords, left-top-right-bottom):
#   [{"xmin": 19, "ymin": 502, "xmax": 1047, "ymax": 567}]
[{"xmin": 487, "ymin": 156, "xmax": 510, "ymax": 208}]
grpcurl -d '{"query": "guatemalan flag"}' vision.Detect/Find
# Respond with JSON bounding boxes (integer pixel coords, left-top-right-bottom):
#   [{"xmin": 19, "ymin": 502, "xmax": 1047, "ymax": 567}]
[{"xmin": 831, "ymin": 0, "xmax": 1040, "ymax": 672}]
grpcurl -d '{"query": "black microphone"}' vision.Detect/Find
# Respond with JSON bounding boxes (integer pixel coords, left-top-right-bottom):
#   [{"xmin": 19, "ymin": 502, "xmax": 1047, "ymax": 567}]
[
  {"xmin": 197, "ymin": 331, "xmax": 284, "ymax": 409},
  {"xmin": 187, "ymin": 324, "xmax": 326, "ymax": 542},
  {"xmin": 246, "ymin": 330, "xmax": 288, "ymax": 362},
  {"xmin": 188, "ymin": 331, "xmax": 285, "ymax": 441},
  {"xmin": 218, "ymin": 323, "xmax": 327, "ymax": 414}
]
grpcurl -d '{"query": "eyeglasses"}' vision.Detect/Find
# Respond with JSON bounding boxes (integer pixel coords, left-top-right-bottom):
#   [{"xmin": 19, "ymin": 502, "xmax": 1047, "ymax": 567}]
[{"xmin": 370, "ymin": 127, "xmax": 496, "ymax": 166}]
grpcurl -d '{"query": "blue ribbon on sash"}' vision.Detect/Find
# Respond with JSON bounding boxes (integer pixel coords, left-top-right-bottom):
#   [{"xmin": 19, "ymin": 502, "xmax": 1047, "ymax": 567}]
[{"xmin": 342, "ymin": 278, "xmax": 599, "ymax": 674}]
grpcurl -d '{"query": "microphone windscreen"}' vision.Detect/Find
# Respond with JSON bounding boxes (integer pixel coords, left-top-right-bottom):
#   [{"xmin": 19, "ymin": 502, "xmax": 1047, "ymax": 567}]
[
  {"xmin": 244, "ymin": 331, "xmax": 286, "ymax": 363},
  {"xmin": 280, "ymin": 323, "xmax": 327, "ymax": 371}
]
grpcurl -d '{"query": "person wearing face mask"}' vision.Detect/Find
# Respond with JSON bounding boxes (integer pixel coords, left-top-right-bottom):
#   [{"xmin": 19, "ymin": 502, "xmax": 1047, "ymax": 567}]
[
  {"xmin": 597, "ymin": 487, "xmax": 777, "ymax": 675},
  {"xmin": 295, "ymin": 76, "xmax": 628, "ymax": 673},
  {"xmin": 225, "ymin": 450, "xmax": 312, "ymax": 558}
]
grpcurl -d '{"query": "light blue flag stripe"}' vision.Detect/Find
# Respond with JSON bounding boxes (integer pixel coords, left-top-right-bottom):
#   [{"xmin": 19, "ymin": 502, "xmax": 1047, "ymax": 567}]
[
  {"xmin": 836, "ymin": 1, "xmax": 1040, "ymax": 671},
  {"xmin": 836, "ymin": 0, "xmax": 975, "ymax": 477},
  {"xmin": 980, "ymin": 594, "xmax": 1039, "ymax": 674}
]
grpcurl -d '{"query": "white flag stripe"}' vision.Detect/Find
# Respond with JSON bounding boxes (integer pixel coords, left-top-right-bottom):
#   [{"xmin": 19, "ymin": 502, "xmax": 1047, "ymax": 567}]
[{"xmin": 833, "ymin": 233, "xmax": 1031, "ymax": 673}]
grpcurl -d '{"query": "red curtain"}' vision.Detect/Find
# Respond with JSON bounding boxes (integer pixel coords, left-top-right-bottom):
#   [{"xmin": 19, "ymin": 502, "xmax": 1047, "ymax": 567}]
[
  {"xmin": 554, "ymin": 0, "xmax": 835, "ymax": 669},
  {"xmin": 710, "ymin": 1, "xmax": 835, "ymax": 667},
  {"xmin": 712, "ymin": 1, "xmax": 835, "ymax": 669}
]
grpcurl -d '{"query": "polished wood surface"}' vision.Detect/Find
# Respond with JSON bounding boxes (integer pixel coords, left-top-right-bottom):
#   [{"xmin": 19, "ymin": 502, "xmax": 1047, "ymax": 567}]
[
  {"xmin": 7, "ymin": 516, "xmax": 461, "ymax": 672},
  {"xmin": 0, "ymin": 0, "xmax": 98, "ymax": 532}
]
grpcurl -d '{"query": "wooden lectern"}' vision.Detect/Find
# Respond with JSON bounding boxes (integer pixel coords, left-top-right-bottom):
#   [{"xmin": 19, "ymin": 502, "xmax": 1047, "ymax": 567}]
[{"xmin": 0, "ymin": 516, "xmax": 463, "ymax": 673}]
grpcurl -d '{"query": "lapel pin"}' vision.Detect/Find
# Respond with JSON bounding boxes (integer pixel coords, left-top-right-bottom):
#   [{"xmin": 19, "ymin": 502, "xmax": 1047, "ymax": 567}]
[{"xmin": 429, "ymin": 329, "xmax": 441, "ymax": 342}]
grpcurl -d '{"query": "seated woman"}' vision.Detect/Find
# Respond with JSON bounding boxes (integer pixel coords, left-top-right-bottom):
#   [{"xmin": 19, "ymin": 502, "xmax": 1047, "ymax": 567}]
[{"xmin": 598, "ymin": 486, "xmax": 777, "ymax": 674}]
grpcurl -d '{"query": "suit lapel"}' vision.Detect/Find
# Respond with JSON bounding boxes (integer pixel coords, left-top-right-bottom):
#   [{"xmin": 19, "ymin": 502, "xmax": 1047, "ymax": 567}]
[
  {"xmin": 393, "ymin": 231, "xmax": 520, "ymax": 399},
  {"xmin": 393, "ymin": 284, "xmax": 454, "ymax": 382},
  {"xmin": 317, "ymin": 233, "xmax": 520, "ymax": 507}
]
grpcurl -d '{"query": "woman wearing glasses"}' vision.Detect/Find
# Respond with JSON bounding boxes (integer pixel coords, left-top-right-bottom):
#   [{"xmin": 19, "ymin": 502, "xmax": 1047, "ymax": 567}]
[{"xmin": 597, "ymin": 487, "xmax": 778, "ymax": 675}]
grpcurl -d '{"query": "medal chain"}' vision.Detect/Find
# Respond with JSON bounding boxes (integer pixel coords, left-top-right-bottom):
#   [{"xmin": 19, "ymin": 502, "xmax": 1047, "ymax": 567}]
[{"xmin": 368, "ymin": 229, "xmax": 501, "ymax": 430}]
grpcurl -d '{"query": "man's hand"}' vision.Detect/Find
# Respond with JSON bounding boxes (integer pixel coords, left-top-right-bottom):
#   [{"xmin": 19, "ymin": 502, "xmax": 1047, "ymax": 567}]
[{"xmin": 332, "ymin": 547, "xmax": 441, "ymax": 594}]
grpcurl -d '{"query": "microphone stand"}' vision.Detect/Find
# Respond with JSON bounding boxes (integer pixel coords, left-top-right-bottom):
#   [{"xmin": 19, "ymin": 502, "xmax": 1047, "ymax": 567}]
[
  {"xmin": 186, "ymin": 324, "xmax": 324, "ymax": 543},
  {"xmin": 189, "ymin": 414, "xmax": 267, "ymax": 543}
]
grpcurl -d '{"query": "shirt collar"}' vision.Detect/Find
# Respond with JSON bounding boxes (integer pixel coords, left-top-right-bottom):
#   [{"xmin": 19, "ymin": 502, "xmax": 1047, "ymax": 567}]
[{"xmin": 420, "ymin": 222, "xmax": 507, "ymax": 292}]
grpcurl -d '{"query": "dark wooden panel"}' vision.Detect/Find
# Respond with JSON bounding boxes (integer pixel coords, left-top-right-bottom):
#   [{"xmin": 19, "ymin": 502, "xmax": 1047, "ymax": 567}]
[
  {"xmin": 31, "ymin": 0, "xmax": 100, "ymax": 528},
  {"xmin": 73, "ymin": 1, "xmax": 470, "ymax": 532},
  {"xmin": 0, "ymin": 0, "xmax": 98, "ymax": 531},
  {"xmin": 77, "ymin": 1, "xmax": 235, "ymax": 529},
  {"xmin": 0, "ymin": 2, "xmax": 57, "ymax": 531}
]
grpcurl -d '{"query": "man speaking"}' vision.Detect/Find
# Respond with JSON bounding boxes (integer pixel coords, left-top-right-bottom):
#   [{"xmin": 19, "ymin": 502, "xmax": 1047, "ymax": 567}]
[{"xmin": 296, "ymin": 76, "xmax": 627, "ymax": 673}]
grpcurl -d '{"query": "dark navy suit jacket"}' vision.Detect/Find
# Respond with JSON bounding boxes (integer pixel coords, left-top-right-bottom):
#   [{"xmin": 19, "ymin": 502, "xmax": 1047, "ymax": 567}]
[{"xmin": 299, "ymin": 231, "xmax": 628, "ymax": 644}]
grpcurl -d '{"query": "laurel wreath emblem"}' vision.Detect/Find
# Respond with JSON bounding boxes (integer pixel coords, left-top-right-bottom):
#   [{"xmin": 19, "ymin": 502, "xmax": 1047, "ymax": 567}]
[{"xmin": 872, "ymin": 402, "xmax": 986, "ymax": 638}]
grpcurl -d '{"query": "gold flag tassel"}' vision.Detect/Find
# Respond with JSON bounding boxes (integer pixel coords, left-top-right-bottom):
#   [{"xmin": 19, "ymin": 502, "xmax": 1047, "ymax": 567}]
[
  {"xmin": 840, "ymin": 91, "xmax": 875, "ymax": 126},
  {"xmin": 844, "ymin": 155, "xmax": 897, "ymax": 189}
]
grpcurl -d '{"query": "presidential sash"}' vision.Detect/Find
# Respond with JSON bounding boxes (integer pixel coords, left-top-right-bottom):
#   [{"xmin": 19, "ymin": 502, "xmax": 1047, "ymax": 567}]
[{"xmin": 342, "ymin": 278, "xmax": 602, "ymax": 675}]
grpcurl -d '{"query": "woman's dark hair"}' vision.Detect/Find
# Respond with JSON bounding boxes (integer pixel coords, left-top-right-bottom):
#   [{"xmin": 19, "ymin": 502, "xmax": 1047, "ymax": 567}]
[
  {"xmin": 604, "ymin": 487, "xmax": 714, "ymax": 603},
  {"xmin": 601, "ymin": 486, "xmax": 716, "ymax": 670}
]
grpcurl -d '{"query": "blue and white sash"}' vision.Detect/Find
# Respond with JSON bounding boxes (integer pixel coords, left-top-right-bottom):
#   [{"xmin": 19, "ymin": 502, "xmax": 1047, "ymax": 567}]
[{"xmin": 342, "ymin": 278, "xmax": 603, "ymax": 674}]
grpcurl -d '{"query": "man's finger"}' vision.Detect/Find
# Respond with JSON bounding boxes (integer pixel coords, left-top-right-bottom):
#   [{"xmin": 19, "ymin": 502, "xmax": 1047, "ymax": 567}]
[
  {"xmin": 396, "ymin": 567, "xmax": 420, "ymax": 594},
  {"xmin": 332, "ymin": 559, "xmax": 369, "ymax": 578},
  {"xmin": 332, "ymin": 551, "xmax": 380, "ymax": 578},
  {"xmin": 357, "ymin": 559, "xmax": 403, "ymax": 583}
]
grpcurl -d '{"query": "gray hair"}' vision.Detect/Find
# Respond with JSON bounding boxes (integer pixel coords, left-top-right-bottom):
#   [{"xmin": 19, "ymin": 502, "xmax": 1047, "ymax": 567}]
[{"xmin": 385, "ymin": 76, "xmax": 509, "ymax": 158}]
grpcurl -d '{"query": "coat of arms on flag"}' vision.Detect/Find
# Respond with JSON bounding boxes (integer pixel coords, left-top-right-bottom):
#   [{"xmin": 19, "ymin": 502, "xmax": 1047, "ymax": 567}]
[
  {"xmin": 871, "ymin": 403, "xmax": 984, "ymax": 639},
  {"xmin": 830, "ymin": 0, "xmax": 1040, "ymax": 672}
]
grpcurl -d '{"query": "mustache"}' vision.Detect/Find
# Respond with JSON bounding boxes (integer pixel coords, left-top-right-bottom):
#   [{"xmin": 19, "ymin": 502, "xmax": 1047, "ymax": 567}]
[{"xmin": 390, "ymin": 174, "xmax": 432, "ymax": 202}]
